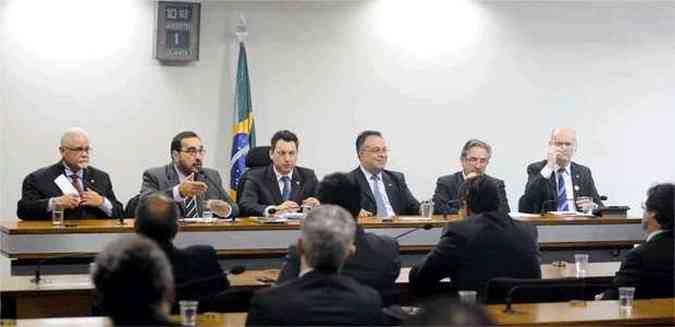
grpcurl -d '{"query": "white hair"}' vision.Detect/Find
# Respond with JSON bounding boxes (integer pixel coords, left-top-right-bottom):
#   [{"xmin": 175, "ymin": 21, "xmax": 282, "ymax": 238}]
[
  {"xmin": 60, "ymin": 127, "xmax": 89, "ymax": 146},
  {"xmin": 301, "ymin": 205, "xmax": 356, "ymax": 270}
]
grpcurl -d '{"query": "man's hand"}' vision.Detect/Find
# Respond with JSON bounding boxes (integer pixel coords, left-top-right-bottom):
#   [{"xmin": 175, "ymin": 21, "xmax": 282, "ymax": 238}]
[
  {"xmin": 53, "ymin": 194, "xmax": 81, "ymax": 209},
  {"xmin": 545, "ymin": 145, "xmax": 561, "ymax": 170},
  {"xmin": 358, "ymin": 209, "xmax": 373, "ymax": 218},
  {"xmin": 465, "ymin": 171, "xmax": 480, "ymax": 179},
  {"xmin": 302, "ymin": 197, "xmax": 320, "ymax": 208},
  {"xmin": 209, "ymin": 200, "xmax": 232, "ymax": 217},
  {"xmin": 179, "ymin": 173, "xmax": 208, "ymax": 198},
  {"xmin": 80, "ymin": 191, "xmax": 104, "ymax": 207},
  {"xmin": 274, "ymin": 201, "xmax": 300, "ymax": 214}
]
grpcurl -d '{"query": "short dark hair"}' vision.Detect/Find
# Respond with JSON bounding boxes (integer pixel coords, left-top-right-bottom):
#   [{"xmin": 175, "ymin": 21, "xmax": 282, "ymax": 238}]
[
  {"xmin": 134, "ymin": 192, "xmax": 179, "ymax": 245},
  {"xmin": 317, "ymin": 172, "xmax": 362, "ymax": 219},
  {"xmin": 171, "ymin": 131, "xmax": 200, "ymax": 154},
  {"xmin": 91, "ymin": 235, "xmax": 173, "ymax": 326},
  {"xmin": 404, "ymin": 298, "xmax": 495, "ymax": 326},
  {"xmin": 356, "ymin": 130, "xmax": 382, "ymax": 153},
  {"xmin": 645, "ymin": 183, "xmax": 674, "ymax": 230},
  {"xmin": 460, "ymin": 139, "xmax": 492, "ymax": 160},
  {"xmin": 458, "ymin": 175, "xmax": 500, "ymax": 214},
  {"xmin": 270, "ymin": 130, "xmax": 299, "ymax": 151}
]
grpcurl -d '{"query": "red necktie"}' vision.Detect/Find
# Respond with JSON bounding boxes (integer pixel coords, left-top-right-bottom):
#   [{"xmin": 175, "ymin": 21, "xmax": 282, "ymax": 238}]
[{"xmin": 71, "ymin": 174, "xmax": 83, "ymax": 195}]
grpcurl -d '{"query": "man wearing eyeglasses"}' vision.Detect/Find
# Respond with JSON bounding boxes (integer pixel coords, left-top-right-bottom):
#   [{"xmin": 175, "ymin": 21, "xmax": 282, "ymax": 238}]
[
  {"xmin": 432, "ymin": 139, "xmax": 510, "ymax": 215},
  {"xmin": 139, "ymin": 131, "xmax": 238, "ymax": 218},
  {"xmin": 17, "ymin": 127, "xmax": 124, "ymax": 220},
  {"xmin": 519, "ymin": 128, "xmax": 603, "ymax": 213},
  {"xmin": 348, "ymin": 130, "xmax": 419, "ymax": 218}
]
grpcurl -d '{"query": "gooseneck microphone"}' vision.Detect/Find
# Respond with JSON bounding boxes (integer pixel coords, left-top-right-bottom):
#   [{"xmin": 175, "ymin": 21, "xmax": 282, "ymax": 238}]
[
  {"xmin": 393, "ymin": 223, "xmax": 433, "ymax": 240},
  {"xmin": 32, "ymin": 252, "xmax": 91, "ymax": 284},
  {"xmin": 174, "ymin": 265, "xmax": 247, "ymax": 289}
]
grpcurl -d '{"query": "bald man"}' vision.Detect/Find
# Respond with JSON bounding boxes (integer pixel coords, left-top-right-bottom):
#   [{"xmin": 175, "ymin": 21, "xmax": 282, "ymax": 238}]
[
  {"xmin": 519, "ymin": 128, "xmax": 603, "ymax": 214},
  {"xmin": 17, "ymin": 128, "xmax": 124, "ymax": 220}
]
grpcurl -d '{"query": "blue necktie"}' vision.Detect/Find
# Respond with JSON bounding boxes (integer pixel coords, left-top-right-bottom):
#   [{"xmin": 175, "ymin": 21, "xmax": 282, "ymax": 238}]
[
  {"xmin": 557, "ymin": 169, "xmax": 569, "ymax": 211},
  {"xmin": 281, "ymin": 176, "xmax": 291, "ymax": 201},
  {"xmin": 371, "ymin": 175, "xmax": 388, "ymax": 217}
]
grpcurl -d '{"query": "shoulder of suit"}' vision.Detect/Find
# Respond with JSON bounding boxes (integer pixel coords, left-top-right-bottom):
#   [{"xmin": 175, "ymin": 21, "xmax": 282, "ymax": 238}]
[
  {"xmin": 571, "ymin": 161, "xmax": 591, "ymax": 172},
  {"xmin": 484, "ymin": 174, "xmax": 505, "ymax": 184},
  {"xmin": 383, "ymin": 169, "xmax": 405, "ymax": 180},
  {"xmin": 180, "ymin": 244, "xmax": 217, "ymax": 257},
  {"xmin": 26, "ymin": 162, "xmax": 62, "ymax": 180},
  {"xmin": 201, "ymin": 167, "xmax": 222, "ymax": 177},
  {"xmin": 527, "ymin": 160, "xmax": 547, "ymax": 171},
  {"xmin": 436, "ymin": 172, "xmax": 459, "ymax": 184},
  {"xmin": 294, "ymin": 166, "xmax": 316, "ymax": 177},
  {"xmin": 361, "ymin": 231, "xmax": 398, "ymax": 248},
  {"xmin": 143, "ymin": 165, "xmax": 168, "ymax": 176},
  {"xmin": 86, "ymin": 166, "xmax": 110, "ymax": 177}
]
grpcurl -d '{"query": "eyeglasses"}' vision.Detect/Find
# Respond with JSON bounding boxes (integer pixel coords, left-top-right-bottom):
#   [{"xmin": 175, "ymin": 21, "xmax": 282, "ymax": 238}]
[
  {"xmin": 361, "ymin": 147, "xmax": 389, "ymax": 154},
  {"xmin": 180, "ymin": 148, "xmax": 206, "ymax": 156},
  {"xmin": 62, "ymin": 146, "xmax": 92, "ymax": 153},
  {"xmin": 465, "ymin": 157, "xmax": 489, "ymax": 164}
]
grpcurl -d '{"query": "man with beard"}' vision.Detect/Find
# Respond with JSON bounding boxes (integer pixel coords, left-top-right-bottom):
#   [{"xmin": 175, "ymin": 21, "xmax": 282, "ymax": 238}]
[
  {"xmin": 17, "ymin": 127, "xmax": 123, "ymax": 220},
  {"xmin": 139, "ymin": 131, "xmax": 238, "ymax": 218}
]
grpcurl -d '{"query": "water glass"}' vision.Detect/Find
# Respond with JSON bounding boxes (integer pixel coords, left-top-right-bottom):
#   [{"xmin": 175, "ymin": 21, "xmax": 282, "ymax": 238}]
[
  {"xmin": 201, "ymin": 200, "xmax": 213, "ymax": 219},
  {"xmin": 458, "ymin": 290, "xmax": 477, "ymax": 304},
  {"xmin": 618, "ymin": 287, "xmax": 635, "ymax": 314},
  {"xmin": 52, "ymin": 208, "xmax": 64, "ymax": 226},
  {"xmin": 574, "ymin": 254, "xmax": 589, "ymax": 278},
  {"xmin": 577, "ymin": 196, "xmax": 594, "ymax": 214},
  {"xmin": 179, "ymin": 300, "xmax": 199, "ymax": 326},
  {"xmin": 419, "ymin": 200, "xmax": 434, "ymax": 218}
]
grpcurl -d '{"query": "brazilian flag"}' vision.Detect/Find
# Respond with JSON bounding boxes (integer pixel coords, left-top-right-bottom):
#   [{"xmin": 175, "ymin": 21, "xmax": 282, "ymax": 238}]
[{"xmin": 229, "ymin": 41, "xmax": 255, "ymax": 200}]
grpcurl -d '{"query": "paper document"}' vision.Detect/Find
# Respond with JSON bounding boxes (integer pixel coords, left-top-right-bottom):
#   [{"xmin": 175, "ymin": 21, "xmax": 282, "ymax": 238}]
[{"xmin": 54, "ymin": 174, "xmax": 79, "ymax": 195}]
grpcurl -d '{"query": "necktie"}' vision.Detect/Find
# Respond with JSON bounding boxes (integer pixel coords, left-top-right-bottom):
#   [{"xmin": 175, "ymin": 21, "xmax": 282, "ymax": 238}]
[
  {"xmin": 70, "ymin": 174, "xmax": 83, "ymax": 195},
  {"xmin": 557, "ymin": 169, "xmax": 569, "ymax": 211},
  {"xmin": 370, "ymin": 175, "xmax": 388, "ymax": 217},
  {"xmin": 184, "ymin": 196, "xmax": 197, "ymax": 218},
  {"xmin": 281, "ymin": 176, "xmax": 291, "ymax": 201}
]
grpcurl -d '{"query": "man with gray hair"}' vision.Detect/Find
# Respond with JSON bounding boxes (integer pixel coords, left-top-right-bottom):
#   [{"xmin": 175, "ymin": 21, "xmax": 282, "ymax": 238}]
[
  {"xmin": 17, "ymin": 127, "xmax": 123, "ymax": 220},
  {"xmin": 246, "ymin": 205, "xmax": 384, "ymax": 326},
  {"xmin": 432, "ymin": 139, "xmax": 510, "ymax": 214},
  {"xmin": 519, "ymin": 128, "xmax": 603, "ymax": 213}
]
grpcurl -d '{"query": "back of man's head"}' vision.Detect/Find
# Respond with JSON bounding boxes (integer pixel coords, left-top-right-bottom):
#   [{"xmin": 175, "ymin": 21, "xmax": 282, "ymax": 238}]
[
  {"xmin": 135, "ymin": 192, "xmax": 179, "ymax": 245},
  {"xmin": 458, "ymin": 175, "xmax": 500, "ymax": 214},
  {"xmin": 301, "ymin": 205, "xmax": 356, "ymax": 271},
  {"xmin": 91, "ymin": 235, "xmax": 174, "ymax": 326},
  {"xmin": 317, "ymin": 172, "xmax": 361, "ymax": 219},
  {"xmin": 645, "ymin": 183, "xmax": 675, "ymax": 230}
]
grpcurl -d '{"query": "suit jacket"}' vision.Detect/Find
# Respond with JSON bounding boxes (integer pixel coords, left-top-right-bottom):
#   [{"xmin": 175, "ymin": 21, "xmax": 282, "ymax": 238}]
[
  {"xmin": 518, "ymin": 160, "xmax": 603, "ymax": 214},
  {"xmin": 432, "ymin": 172, "xmax": 510, "ymax": 214},
  {"xmin": 163, "ymin": 243, "xmax": 230, "ymax": 302},
  {"xmin": 348, "ymin": 167, "xmax": 420, "ymax": 216},
  {"xmin": 277, "ymin": 226, "xmax": 401, "ymax": 306},
  {"xmin": 17, "ymin": 162, "xmax": 123, "ymax": 220},
  {"xmin": 409, "ymin": 211, "xmax": 541, "ymax": 295},
  {"xmin": 140, "ymin": 164, "xmax": 239, "ymax": 218},
  {"xmin": 604, "ymin": 230, "xmax": 674, "ymax": 299},
  {"xmin": 237, "ymin": 165, "xmax": 319, "ymax": 217},
  {"xmin": 246, "ymin": 269, "xmax": 383, "ymax": 326}
]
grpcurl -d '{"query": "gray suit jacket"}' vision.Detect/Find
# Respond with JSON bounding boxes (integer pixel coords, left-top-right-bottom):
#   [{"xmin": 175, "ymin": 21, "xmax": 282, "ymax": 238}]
[
  {"xmin": 432, "ymin": 171, "xmax": 510, "ymax": 214},
  {"xmin": 140, "ymin": 164, "xmax": 239, "ymax": 218}
]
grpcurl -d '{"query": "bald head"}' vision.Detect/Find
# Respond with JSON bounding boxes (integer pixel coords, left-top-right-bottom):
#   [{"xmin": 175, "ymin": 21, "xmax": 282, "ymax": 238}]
[
  {"xmin": 60, "ymin": 127, "xmax": 89, "ymax": 146},
  {"xmin": 548, "ymin": 128, "xmax": 577, "ymax": 167}
]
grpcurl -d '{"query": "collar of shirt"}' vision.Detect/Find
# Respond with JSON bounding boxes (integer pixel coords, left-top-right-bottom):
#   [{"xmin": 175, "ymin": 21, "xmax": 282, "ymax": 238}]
[
  {"xmin": 359, "ymin": 165, "xmax": 382, "ymax": 182},
  {"xmin": 646, "ymin": 229, "xmax": 666, "ymax": 242},
  {"xmin": 556, "ymin": 163, "xmax": 571, "ymax": 175},
  {"xmin": 63, "ymin": 163, "xmax": 83, "ymax": 179},
  {"xmin": 273, "ymin": 166, "xmax": 293, "ymax": 183},
  {"xmin": 299, "ymin": 267, "xmax": 313, "ymax": 278}
]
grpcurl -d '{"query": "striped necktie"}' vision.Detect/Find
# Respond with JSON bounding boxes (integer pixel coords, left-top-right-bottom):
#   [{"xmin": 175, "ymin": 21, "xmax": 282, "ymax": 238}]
[
  {"xmin": 557, "ymin": 169, "xmax": 569, "ymax": 211},
  {"xmin": 184, "ymin": 196, "xmax": 198, "ymax": 218}
]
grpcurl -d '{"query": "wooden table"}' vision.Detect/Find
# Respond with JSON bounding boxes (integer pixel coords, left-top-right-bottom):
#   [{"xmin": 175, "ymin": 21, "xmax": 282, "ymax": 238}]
[
  {"xmin": 7, "ymin": 298, "xmax": 671, "ymax": 326},
  {"xmin": 0, "ymin": 214, "xmax": 642, "ymax": 261},
  {"xmin": 0, "ymin": 262, "xmax": 621, "ymax": 319}
]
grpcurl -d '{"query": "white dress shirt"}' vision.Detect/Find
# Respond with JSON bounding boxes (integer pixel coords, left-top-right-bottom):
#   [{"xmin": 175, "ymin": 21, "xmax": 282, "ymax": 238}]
[
  {"xmin": 540, "ymin": 163, "xmax": 574, "ymax": 211},
  {"xmin": 263, "ymin": 167, "xmax": 294, "ymax": 217},
  {"xmin": 360, "ymin": 166, "xmax": 395, "ymax": 217}
]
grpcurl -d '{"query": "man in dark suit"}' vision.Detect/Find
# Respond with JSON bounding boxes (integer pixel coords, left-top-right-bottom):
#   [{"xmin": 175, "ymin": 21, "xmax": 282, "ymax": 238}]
[
  {"xmin": 139, "ymin": 131, "xmax": 238, "ymax": 218},
  {"xmin": 17, "ymin": 127, "xmax": 123, "ymax": 220},
  {"xmin": 409, "ymin": 176, "xmax": 540, "ymax": 297},
  {"xmin": 519, "ymin": 128, "xmax": 603, "ymax": 214},
  {"xmin": 277, "ymin": 172, "xmax": 401, "ymax": 306},
  {"xmin": 91, "ymin": 235, "xmax": 176, "ymax": 326},
  {"xmin": 246, "ymin": 205, "xmax": 384, "ymax": 326},
  {"xmin": 348, "ymin": 130, "xmax": 419, "ymax": 217},
  {"xmin": 603, "ymin": 183, "xmax": 674, "ymax": 299},
  {"xmin": 134, "ymin": 192, "xmax": 229, "ymax": 303},
  {"xmin": 433, "ymin": 139, "xmax": 510, "ymax": 215},
  {"xmin": 238, "ymin": 130, "xmax": 319, "ymax": 217}
]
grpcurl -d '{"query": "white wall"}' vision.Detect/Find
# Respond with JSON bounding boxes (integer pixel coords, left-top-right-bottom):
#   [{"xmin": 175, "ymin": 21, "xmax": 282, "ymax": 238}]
[{"xmin": 1, "ymin": 0, "xmax": 674, "ymax": 220}]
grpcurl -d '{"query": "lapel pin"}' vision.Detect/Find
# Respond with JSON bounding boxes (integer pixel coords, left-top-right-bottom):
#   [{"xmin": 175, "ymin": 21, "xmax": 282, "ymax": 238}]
[
  {"xmin": 90, "ymin": 179, "xmax": 95, "ymax": 183},
  {"xmin": 574, "ymin": 185, "xmax": 580, "ymax": 191},
  {"xmin": 295, "ymin": 181, "xmax": 300, "ymax": 185}
]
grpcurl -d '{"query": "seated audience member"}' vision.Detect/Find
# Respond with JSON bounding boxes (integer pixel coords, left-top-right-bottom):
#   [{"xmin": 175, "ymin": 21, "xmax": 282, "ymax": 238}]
[
  {"xmin": 349, "ymin": 130, "xmax": 420, "ymax": 217},
  {"xmin": 238, "ymin": 130, "xmax": 320, "ymax": 217},
  {"xmin": 603, "ymin": 183, "xmax": 674, "ymax": 299},
  {"xmin": 433, "ymin": 139, "xmax": 510, "ymax": 214},
  {"xmin": 519, "ymin": 128, "xmax": 603, "ymax": 213},
  {"xmin": 277, "ymin": 172, "xmax": 401, "ymax": 306},
  {"xmin": 246, "ymin": 205, "xmax": 384, "ymax": 326},
  {"xmin": 91, "ymin": 235, "xmax": 176, "ymax": 326},
  {"xmin": 403, "ymin": 298, "xmax": 495, "ymax": 326},
  {"xmin": 135, "ymin": 192, "xmax": 228, "ymax": 301},
  {"xmin": 139, "ymin": 131, "xmax": 238, "ymax": 218},
  {"xmin": 17, "ymin": 127, "xmax": 123, "ymax": 220},
  {"xmin": 409, "ymin": 176, "xmax": 540, "ymax": 297}
]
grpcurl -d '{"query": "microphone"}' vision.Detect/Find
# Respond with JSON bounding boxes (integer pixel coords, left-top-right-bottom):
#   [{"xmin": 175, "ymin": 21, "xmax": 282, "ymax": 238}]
[
  {"xmin": 393, "ymin": 223, "xmax": 433, "ymax": 240},
  {"xmin": 174, "ymin": 265, "xmax": 247, "ymax": 289},
  {"xmin": 32, "ymin": 252, "xmax": 91, "ymax": 284},
  {"xmin": 501, "ymin": 280, "xmax": 610, "ymax": 313},
  {"xmin": 197, "ymin": 170, "xmax": 234, "ymax": 220},
  {"xmin": 599, "ymin": 195, "xmax": 608, "ymax": 201}
]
